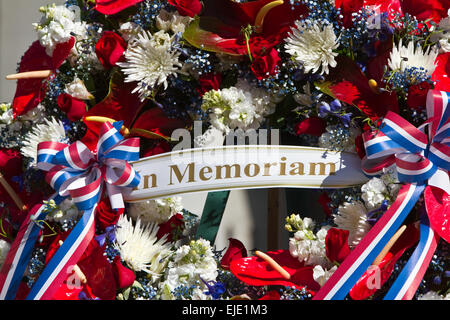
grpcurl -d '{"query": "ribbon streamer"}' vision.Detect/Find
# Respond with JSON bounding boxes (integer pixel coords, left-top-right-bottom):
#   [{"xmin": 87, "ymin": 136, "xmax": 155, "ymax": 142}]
[
  {"xmin": 314, "ymin": 90, "xmax": 449, "ymax": 300},
  {"xmin": 0, "ymin": 121, "xmax": 140, "ymax": 300}
]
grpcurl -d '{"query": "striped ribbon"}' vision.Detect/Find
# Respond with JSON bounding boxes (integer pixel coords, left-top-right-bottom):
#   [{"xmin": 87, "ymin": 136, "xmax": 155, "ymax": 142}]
[
  {"xmin": 0, "ymin": 121, "xmax": 140, "ymax": 300},
  {"xmin": 314, "ymin": 90, "xmax": 449, "ymax": 300}
]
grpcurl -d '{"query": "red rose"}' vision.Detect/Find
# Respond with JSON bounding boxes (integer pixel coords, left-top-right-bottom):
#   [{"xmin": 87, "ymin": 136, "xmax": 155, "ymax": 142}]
[
  {"xmin": 157, "ymin": 214, "xmax": 184, "ymax": 242},
  {"xmin": 57, "ymin": 93, "xmax": 87, "ymax": 121},
  {"xmin": 335, "ymin": 0, "xmax": 364, "ymax": 28},
  {"xmin": 95, "ymin": 31, "xmax": 127, "ymax": 69},
  {"xmin": 112, "ymin": 256, "xmax": 135, "ymax": 289},
  {"xmin": 251, "ymin": 48, "xmax": 281, "ymax": 80},
  {"xmin": 407, "ymin": 82, "xmax": 432, "ymax": 110},
  {"xmin": 168, "ymin": 0, "xmax": 202, "ymax": 18},
  {"xmin": 325, "ymin": 228, "xmax": 351, "ymax": 264},
  {"xmin": 294, "ymin": 117, "xmax": 326, "ymax": 137},
  {"xmin": 220, "ymin": 238, "xmax": 247, "ymax": 270},
  {"xmin": 95, "ymin": 0, "xmax": 144, "ymax": 15},
  {"xmin": 197, "ymin": 73, "xmax": 222, "ymax": 96},
  {"xmin": 95, "ymin": 198, "xmax": 123, "ymax": 230}
]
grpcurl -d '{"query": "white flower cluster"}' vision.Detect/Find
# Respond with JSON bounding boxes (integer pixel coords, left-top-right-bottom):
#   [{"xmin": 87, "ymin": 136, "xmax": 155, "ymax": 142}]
[
  {"xmin": 33, "ymin": 4, "xmax": 87, "ymax": 56},
  {"xmin": 118, "ymin": 30, "xmax": 183, "ymax": 100},
  {"xmin": 417, "ymin": 291, "xmax": 450, "ymax": 300},
  {"xmin": 361, "ymin": 173, "xmax": 400, "ymax": 210},
  {"xmin": 285, "ymin": 21, "xmax": 339, "ymax": 75},
  {"xmin": 156, "ymin": 9, "xmax": 192, "ymax": 35},
  {"xmin": 201, "ymin": 79, "xmax": 276, "ymax": 133},
  {"xmin": 114, "ymin": 215, "xmax": 173, "ymax": 281},
  {"xmin": 160, "ymin": 239, "xmax": 218, "ymax": 300},
  {"xmin": 44, "ymin": 199, "xmax": 81, "ymax": 223},
  {"xmin": 431, "ymin": 9, "xmax": 450, "ymax": 53},
  {"xmin": 288, "ymin": 216, "xmax": 330, "ymax": 267},
  {"xmin": 128, "ymin": 197, "xmax": 184, "ymax": 225}
]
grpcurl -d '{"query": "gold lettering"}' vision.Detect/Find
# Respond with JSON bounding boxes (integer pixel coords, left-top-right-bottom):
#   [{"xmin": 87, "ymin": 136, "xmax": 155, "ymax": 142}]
[
  {"xmin": 143, "ymin": 174, "xmax": 157, "ymax": 189},
  {"xmin": 289, "ymin": 162, "xmax": 305, "ymax": 175},
  {"xmin": 309, "ymin": 162, "xmax": 336, "ymax": 176},
  {"xmin": 199, "ymin": 166, "xmax": 213, "ymax": 181},
  {"xmin": 280, "ymin": 157, "xmax": 287, "ymax": 175},
  {"xmin": 263, "ymin": 163, "xmax": 277, "ymax": 176},
  {"xmin": 169, "ymin": 163, "xmax": 196, "ymax": 185},
  {"xmin": 244, "ymin": 163, "xmax": 260, "ymax": 177},
  {"xmin": 215, "ymin": 164, "xmax": 241, "ymax": 179}
]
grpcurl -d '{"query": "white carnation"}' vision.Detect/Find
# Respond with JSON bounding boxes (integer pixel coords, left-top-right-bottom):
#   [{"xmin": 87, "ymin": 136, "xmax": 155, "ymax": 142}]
[
  {"xmin": 313, "ymin": 265, "xmax": 338, "ymax": 287},
  {"xmin": 65, "ymin": 77, "xmax": 93, "ymax": 100},
  {"xmin": 361, "ymin": 177, "xmax": 388, "ymax": 210},
  {"xmin": 334, "ymin": 201, "xmax": 371, "ymax": 247}
]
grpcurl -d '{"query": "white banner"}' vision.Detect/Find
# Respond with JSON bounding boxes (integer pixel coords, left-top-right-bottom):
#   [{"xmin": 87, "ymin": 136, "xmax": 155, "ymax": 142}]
[{"xmin": 124, "ymin": 146, "xmax": 369, "ymax": 202}]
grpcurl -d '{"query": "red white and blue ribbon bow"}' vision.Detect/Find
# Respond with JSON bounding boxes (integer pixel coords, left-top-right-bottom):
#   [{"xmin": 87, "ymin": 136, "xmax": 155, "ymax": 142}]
[
  {"xmin": 314, "ymin": 90, "xmax": 449, "ymax": 300},
  {"xmin": 0, "ymin": 121, "xmax": 140, "ymax": 300}
]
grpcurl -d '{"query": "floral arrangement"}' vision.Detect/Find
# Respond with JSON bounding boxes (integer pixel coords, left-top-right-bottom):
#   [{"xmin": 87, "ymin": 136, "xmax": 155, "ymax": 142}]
[{"xmin": 0, "ymin": 0, "xmax": 449, "ymax": 301}]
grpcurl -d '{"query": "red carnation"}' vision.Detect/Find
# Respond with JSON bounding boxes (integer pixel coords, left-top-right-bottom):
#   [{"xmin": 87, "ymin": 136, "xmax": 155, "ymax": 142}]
[
  {"xmin": 325, "ymin": 228, "xmax": 351, "ymax": 264},
  {"xmin": 407, "ymin": 82, "xmax": 432, "ymax": 110},
  {"xmin": 220, "ymin": 238, "xmax": 247, "ymax": 270},
  {"xmin": 197, "ymin": 73, "xmax": 222, "ymax": 96},
  {"xmin": 157, "ymin": 214, "xmax": 184, "ymax": 242},
  {"xmin": 57, "ymin": 93, "xmax": 87, "ymax": 121},
  {"xmin": 95, "ymin": 198, "xmax": 122, "ymax": 230},
  {"xmin": 251, "ymin": 48, "xmax": 281, "ymax": 80},
  {"xmin": 294, "ymin": 117, "xmax": 326, "ymax": 137},
  {"xmin": 168, "ymin": 0, "xmax": 203, "ymax": 18},
  {"xmin": 95, "ymin": 31, "xmax": 127, "ymax": 69}
]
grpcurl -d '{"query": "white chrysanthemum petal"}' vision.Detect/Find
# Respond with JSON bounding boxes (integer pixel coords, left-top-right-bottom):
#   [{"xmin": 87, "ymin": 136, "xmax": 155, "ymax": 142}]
[
  {"xmin": 21, "ymin": 117, "xmax": 66, "ymax": 165},
  {"xmin": 114, "ymin": 215, "xmax": 172, "ymax": 279},
  {"xmin": 285, "ymin": 21, "xmax": 339, "ymax": 75}
]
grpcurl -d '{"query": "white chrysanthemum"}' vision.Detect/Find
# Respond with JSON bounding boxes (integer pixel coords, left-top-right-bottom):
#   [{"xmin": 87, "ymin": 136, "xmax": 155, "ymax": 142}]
[
  {"xmin": 21, "ymin": 117, "xmax": 66, "ymax": 165},
  {"xmin": 33, "ymin": 4, "xmax": 87, "ymax": 56},
  {"xmin": 0, "ymin": 240, "xmax": 11, "ymax": 268},
  {"xmin": 202, "ymin": 79, "xmax": 276, "ymax": 132},
  {"xmin": 114, "ymin": 215, "xmax": 173, "ymax": 280},
  {"xmin": 285, "ymin": 21, "xmax": 339, "ymax": 75},
  {"xmin": 334, "ymin": 201, "xmax": 371, "ymax": 247},
  {"xmin": 118, "ymin": 30, "xmax": 183, "ymax": 100},
  {"xmin": 160, "ymin": 239, "xmax": 218, "ymax": 300},
  {"xmin": 128, "ymin": 197, "xmax": 183, "ymax": 224},
  {"xmin": 361, "ymin": 177, "xmax": 388, "ymax": 210},
  {"xmin": 388, "ymin": 39, "xmax": 438, "ymax": 76},
  {"xmin": 65, "ymin": 77, "xmax": 93, "ymax": 100},
  {"xmin": 313, "ymin": 265, "xmax": 337, "ymax": 287}
]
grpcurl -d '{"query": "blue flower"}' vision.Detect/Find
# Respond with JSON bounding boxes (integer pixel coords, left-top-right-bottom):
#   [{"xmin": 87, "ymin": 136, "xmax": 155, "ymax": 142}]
[{"xmin": 200, "ymin": 277, "xmax": 226, "ymax": 300}]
